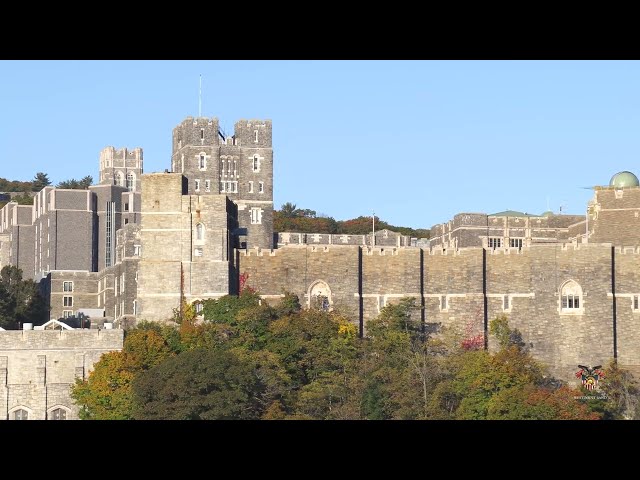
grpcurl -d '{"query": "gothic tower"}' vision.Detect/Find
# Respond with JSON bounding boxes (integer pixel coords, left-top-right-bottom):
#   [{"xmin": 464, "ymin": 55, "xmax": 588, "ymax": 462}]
[{"xmin": 170, "ymin": 116, "xmax": 273, "ymax": 249}]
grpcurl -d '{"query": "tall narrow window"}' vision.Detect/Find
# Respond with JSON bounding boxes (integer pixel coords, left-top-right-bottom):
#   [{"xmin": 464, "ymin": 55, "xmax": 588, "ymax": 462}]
[
  {"xmin": 199, "ymin": 154, "xmax": 206, "ymax": 170},
  {"xmin": 259, "ymin": 182, "xmax": 264, "ymax": 193},
  {"xmin": 200, "ymin": 128, "xmax": 204, "ymax": 140},
  {"xmin": 233, "ymin": 159, "xmax": 237, "ymax": 177},
  {"xmin": 503, "ymin": 295, "xmax": 510, "ymax": 311},
  {"xmin": 254, "ymin": 130, "xmax": 259, "ymax": 143},
  {"xmin": 249, "ymin": 181, "xmax": 254, "ymax": 193},
  {"xmin": 205, "ymin": 180, "xmax": 211, "ymax": 192},
  {"xmin": 253, "ymin": 155, "xmax": 259, "ymax": 172},
  {"xmin": 133, "ymin": 300, "xmax": 138, "ymax": 315},
  {"xmin": 250, "ymin": 207, "xmax": 262, "ymax": 225},
  {"xmin": 221, "ymin": 159, "xmax": 225, "ymax": 177},
  {"xmin": 195, "ymin": 179, "xmax": 201, "ymax": 192},
  {"xmin": 126, "ymin": 172, "xmax": 135, "ymax": 191},
  {"xmin": 115, "ymin": 172, "xmax": 124, "ymax": 187},
  {"xmin": 634, "ymin": 295, "xmax": 639, "ymax": 311},
  {"xmin": 196, "ymin": 223, "xmax": 204, "ymax": 241}
]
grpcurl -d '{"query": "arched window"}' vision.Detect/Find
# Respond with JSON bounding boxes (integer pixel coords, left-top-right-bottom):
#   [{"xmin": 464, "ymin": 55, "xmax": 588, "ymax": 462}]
[
  {"xmin": 196, "ymin": 223, "xmax": 204, "ymax": 241},
  {"xmin": 115, "ymin": 171, "xmax": 124, "ymax": 187},
  {"xmin": 560, "ymin": 280, "xmax": 583, "ymax": 313},
  {"xmin": 48, "ymin": 407, "xmax": 69, "ymax": 420},
  {"xmin": 9, "ymin": 406, "xmax": 32, "ymax": 420},
  {"xmin": 308, "ymin": 280, "xmax": 332, "ymax": 311},
  {"xmin": 126, "ymin": 172, "xmax": 135, "ymax": 191}
]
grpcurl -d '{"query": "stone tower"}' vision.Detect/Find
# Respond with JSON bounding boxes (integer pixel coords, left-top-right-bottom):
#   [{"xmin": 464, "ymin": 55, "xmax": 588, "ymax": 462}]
[
  {"xmin": 99, "ymin": 147, "xmax": 144, "ymax": 193},
  {"xmin": 170, "ymin": 117, "xmax": 273, "ymax": 249}
]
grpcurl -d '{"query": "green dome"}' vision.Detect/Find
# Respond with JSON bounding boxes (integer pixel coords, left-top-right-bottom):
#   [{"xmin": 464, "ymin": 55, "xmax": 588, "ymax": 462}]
[{"xmin": 609, "ymin": 171, "xmax": 640, "ymax": 188}]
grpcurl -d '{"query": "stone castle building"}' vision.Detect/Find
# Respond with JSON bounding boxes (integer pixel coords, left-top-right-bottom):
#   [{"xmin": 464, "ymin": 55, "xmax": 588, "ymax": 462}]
[{"xmin": 2, "ymin": 116, "xmax": 640, "ymax": 385}]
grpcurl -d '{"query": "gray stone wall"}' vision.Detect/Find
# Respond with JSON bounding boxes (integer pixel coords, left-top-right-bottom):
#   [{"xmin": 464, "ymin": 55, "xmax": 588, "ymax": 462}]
[{"xmin": 0, "ymin": 329, "xmax": 124, "ymax": 420}]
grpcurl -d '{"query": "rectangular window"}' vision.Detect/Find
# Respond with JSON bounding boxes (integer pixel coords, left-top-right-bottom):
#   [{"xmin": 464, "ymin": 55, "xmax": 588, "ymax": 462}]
[
  {"xmin": 63, "ymin": 310, "xmax": 73, "ymax": 318},
  {"xmin": 195, "ymin": 179, "xmax": 201, "ymax": 191},
  {"xmin": 124, "ymin": 203, "xmax": 129, "ymax": 212},
  {"xmin": 226, "ymin": 182, "xmax": 231, "ymax": 192},
  {"xmin": 253, "ymin": 156, "xmax": 259, "ymax": 172},
  {"xmin": 254, "ymin": 130, "xmax": 259, "ymax": 143},
  {"xmin": 440, "ymin": 295, "xmax": 448, "ymax": 311},
  {"xmin": 488, "ymin": 237, "xmax": 502, "ymax": 249},
  {"xmin": 231, "ymin": 182, "xmax": 237, "ymax": 193},
  {"xmin": 205, "ymin": 180, "xmax": 211, "ymax": 192},
  {"xmin": 259, "ymin": 182, "xmax": 264, "ymax": 193},
  {"xmin": 124, "ymin": 219, "xmax": 129, "ymax": 225},
  {"xmin": 134, "ymin": 244, "xmax": 141, "ymax": 256},
  {"xmin": 233, "ymin": 160, "xmax": 237, "ymax": 177},
  {"xmin": 199, "ymin": 154, "xmax": 206, "ymax": 169},
  {"xmin": 250, "ymin": 207, "xmax": 262, "ymax": 225},
  {"xmin": 509, "ymin": 238, "xmax": 523, "ymax": 249},
  {"xmin": 562, "ymin": 295, "xmax": 580, "ymax": 310},
  {"xmin": 220, "ymin": 182, "xmax": 226, "ymax": 192},
  {"xmin": 221, "ymin": 159, "xmax": 226, "ymax": 177},
  {"xmin": 196, "ymin": 303, "xmax": 203, "ymax": 313},
  {"xmin": 249, "ymin": 181, "xmax": 254, "ymax": 193},
  {"xmin": 120, "ymin": 274, "xmax": 125, "ymax": 294},
  {"xmin": 194, "ymin": 247, "xmax": 203, "ymax": 257},
  {"xmin": 133, "ymin": 300, "xmax": 138, "ymax": 315},
  {"xmin": 634, "ymin": 295, "xmax": 639, "ymax": 310},
  {"xmin": 200, "ymin": 129, "xmax": 204, "ymax": 140},
  {"xmin": 63, "ymin": 281, "xmax": 73, "ymax": 292},
  {"xmin": 503, "ymin": 295, "xmax": 510, "ymax": 311},
  {"xmin": 63, "ymin": 296, "xmax": 73, "ymax": 307}
]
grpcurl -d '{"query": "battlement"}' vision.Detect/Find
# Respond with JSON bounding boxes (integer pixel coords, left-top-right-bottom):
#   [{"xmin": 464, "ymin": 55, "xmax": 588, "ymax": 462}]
[
  {"xmin": 0, "ymin": 328, "xmax": 124, "ymax": 350},
  {"xmin": 100, "ymin": 146, "xmax": 143, "ymax": 162}
]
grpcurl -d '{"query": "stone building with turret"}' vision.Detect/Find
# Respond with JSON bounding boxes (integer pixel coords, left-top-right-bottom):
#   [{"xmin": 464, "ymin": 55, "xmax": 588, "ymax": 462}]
[{"xmin": 3, "ymin": 115, "xmax": 640, "ymax": 384}]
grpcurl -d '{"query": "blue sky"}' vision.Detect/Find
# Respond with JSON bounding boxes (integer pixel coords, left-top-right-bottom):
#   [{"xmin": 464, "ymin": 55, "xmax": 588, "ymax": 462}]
[{"xmin": 1, "ymin": 60, "xmax": 639, "ymax": 229}]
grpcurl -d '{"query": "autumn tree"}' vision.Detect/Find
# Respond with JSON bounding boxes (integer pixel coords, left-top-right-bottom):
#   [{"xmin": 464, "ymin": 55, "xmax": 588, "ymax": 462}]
[{"xmin": 71, "ymin": 327, "xmax": 174, "ymax": 419}]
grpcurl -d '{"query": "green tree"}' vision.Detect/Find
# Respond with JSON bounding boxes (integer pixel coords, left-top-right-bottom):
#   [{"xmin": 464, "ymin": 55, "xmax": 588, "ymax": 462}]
[
  {"xmin": 0, "ymin": 266, "xmax": 48, "ymax": 329},
  {"xmin": 71, "ymin": 328, "xmax": 174, "ymax": 419},
  {"xmin": 132, "ymin": 348, "xmax": 266, "ymax": 420},
  {"xmin": 32, "ymin": 172, "xmax": 51, "ymax": 191},
  {"xmin": 57, "ymin": 175, "xmax": 93, "ymax": 189},
  {"xmin": 12, "ymin": 192, "xmax": 35, "ymax": 205}
]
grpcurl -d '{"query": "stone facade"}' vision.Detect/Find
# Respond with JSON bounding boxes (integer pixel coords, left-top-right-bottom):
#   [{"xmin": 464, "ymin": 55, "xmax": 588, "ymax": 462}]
[{"xmin": 0, "ymin": 329, "xmax": 124, "ymax": 420}]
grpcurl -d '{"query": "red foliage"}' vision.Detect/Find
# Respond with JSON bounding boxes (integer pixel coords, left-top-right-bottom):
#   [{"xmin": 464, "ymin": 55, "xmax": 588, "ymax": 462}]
[{"xmin": 461, "ymin": 309, "xmax": 484, "ymax": 350}]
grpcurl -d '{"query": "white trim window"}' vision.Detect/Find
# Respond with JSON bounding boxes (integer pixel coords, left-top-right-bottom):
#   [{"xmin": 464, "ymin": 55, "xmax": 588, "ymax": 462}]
[
  {"xmin": 254, "ymin": 130, "xmax": 259, "ymax": 143},
  {"xmin": 259, "ymin": 182, "xmax": 264, "ymax": 193},
  {"xmin": 205, "ymin": 179, "xmax": 211, "ymax": 192},
  {"xmin": 252, "ymin": 155, "xmax": 260, "ymax": 172},
  {"xmin": 250, "ymin": 207, "xmax": 262, "ymax": 225},
  {"xmin": 509, "ymin": 238, "xmax": 523, "ymax": 249},
  {"xmin": 488, "ymin": 237, "xmax": 502, "ymax": 249},
  {"xmin": 199, "ymin": 153, "xmax": 206, "ymax": 170},
  {"xmin": 63, "ymin": 310, "xmax": 73, "ymax": 318},
  {"xmin": 63, "ymin": 281, "xmax": 73, "ymax": 292},
  {"xmin": 194, "ymin": 247, "xmax": 203, "ymax": 257},
  {"xmin": 634, "ymin": 295, "xmax": 640, "ymax": 312},
  {"xmin": 249, "ymin": 181, "xmax": 254, "ymax": 193},
  {"xmin": 195, "ymin": 179, "xmax": 201, "ymax": 192},
  {"xmin": 560, "ymin": 280, "xmax": 583, "ymax": 313},
  {"xmin": 63, "ymin": 296, "xmax": 73, "ymax": 307}
]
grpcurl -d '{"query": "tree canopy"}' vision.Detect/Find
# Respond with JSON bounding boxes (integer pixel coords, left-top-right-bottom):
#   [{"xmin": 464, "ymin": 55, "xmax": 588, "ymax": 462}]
[{"xmin": 0, "ymin": 266, "xmax": 48, "ymax": 330}]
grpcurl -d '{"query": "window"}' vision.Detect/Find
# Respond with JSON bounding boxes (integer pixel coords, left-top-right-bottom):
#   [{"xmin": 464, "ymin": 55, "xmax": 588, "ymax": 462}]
[
  {"xmin": 194, "ymin": 247, "xmax": 203, "ymax": 257},
  {"xmin": 63, "ymin": 310, "xmax": 73, "ymax": 318},
  {"xmin": 503, "ymin": 295, "xmax": 510, "ymax": 311},
  {"xmin": 253, "ymin": 155, "xmax": 260, "ymax": 172},
  {"xmin": 221, "ymin": 159, "xmax": 225, "ymax": 177},
  {"xmin": 134, "ymin": 245, "xmax": 141, "ymax": 256},
  {"xmin": 196, "ymin": 223, "xmax": 204, "ymax": 241},
  {"xmin": 488, "ymin": 237, "xmax": 502, "ymax": 249},
  {"xmin": 196, "ymin": 302, "xmax": 203, "ymax": 314},
  {"xmin": 200, "ymin": 128, "xmax": 204, "ymax": 140},
  {"xmin": 259, "ymin": 182, "xmax": 264, "ymax": 193},
  {"xmin": 226, "ymin": 182, "xmax": 231, "ymax": 192},
  {"xmin": 124, "ymin": 219, "xmax": 129, "ymax": 225},
  {"xmin": 49, "ymin": 408, "xmax": 67, "ymax": 420},
  {"xmin": 133, "ymin": 300, "xmax": 138, "ymax": 315},
  {"xmin": 63, "ymin": 281, "xmax": 73, "ymax": 292},
  {"xmin": 205, "ymin": 180, "xmax": 211, "ymax": 192},
  {"xmin": 126, "ymin": 172, "xmax": 135, "ymax": 191},
  {"xmin": 220, "ymin": 181, "xmax": 226, "ymax": 192},
  {"xmin": 233, "ymin": 160, "xmax": 237, "ymax": 177},
  {"xmin": 510, "ymin": 238, "xmax": 523, "ymax": 249},
  {"xmin": 120, "ymin": 273, "xmax": 125, "ymax": 294},
  {"xmin": 195, "ymin": 179, "xmax": 201, "ymax": 192},
  {"xmin": 13, "ymin": 409, "xmax": 28, "ymax": 420},
  {"xmin": 634, "ymin": 295, "xmax": 639, "ymax": 311},
  {"xmin": 250, "ymin": 207, "xmax": 262, "ymax": 225},
  {"xmin": 63, "ymin": 296, "xmax": 73, "ymax": 307},
  {"xmin": 124, "ymin": 203, "xmax": 129, "ymax": 212},
  {"xmin": 199, "ymin": 154, "xmax": 206, "ymax": 170},
  {"xmin": 440, "ymin": 295, "xmax": 448, "ymax": 311},
  {"xmin": 249, "ymin": 181, "xmax": 254, "ymax": 193},
  {"xmin": 254, "ymin": 130, "xmax": 259, "ymax": 143},
  {"xmin": 560, "ymin": 280, "xmax": 582, "ymax": 312},
  {"xmin": 115, "ymin": 172, "xmax": 124, "ymax": 187}
]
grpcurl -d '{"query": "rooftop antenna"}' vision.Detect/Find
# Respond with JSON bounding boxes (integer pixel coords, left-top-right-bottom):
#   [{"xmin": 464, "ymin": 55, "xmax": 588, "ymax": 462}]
[{"xmin": 198, "ymin": 74, "xmax": 202, "ymax": 117}]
